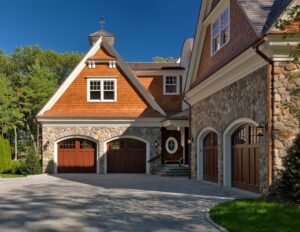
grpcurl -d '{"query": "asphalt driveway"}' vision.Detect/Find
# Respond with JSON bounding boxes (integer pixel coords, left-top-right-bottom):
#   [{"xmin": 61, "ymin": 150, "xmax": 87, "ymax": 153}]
[{"xmin": 0, "ymin": 174, "xmax": 254, "ymax": 232}]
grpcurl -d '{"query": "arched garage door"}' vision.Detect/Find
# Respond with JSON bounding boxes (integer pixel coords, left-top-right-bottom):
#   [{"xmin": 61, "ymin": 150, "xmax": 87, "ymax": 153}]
[
  {"xmin": 58, "ymin": 139, "xmax": 96, "ymax": 173},
  {"xmin": 232, "ymin": 125, "xmax": 260, "ymax": 192},
  {"xmin": 107, "ymin": 138, "xmax": 146, "ymax": 173},
  {"xmin": 203, "ymin": 132, "xmax": 218, "ymax": 183}
]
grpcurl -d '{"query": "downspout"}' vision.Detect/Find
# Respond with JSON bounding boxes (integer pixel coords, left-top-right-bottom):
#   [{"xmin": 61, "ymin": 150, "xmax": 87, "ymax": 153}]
[{"xmin": 254, "ymin": 38, "xmax": 274, "ymax": 192}]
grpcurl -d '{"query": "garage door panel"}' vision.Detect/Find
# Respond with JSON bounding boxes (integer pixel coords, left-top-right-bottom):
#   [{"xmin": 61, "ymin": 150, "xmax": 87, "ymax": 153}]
[
  {"xmin": 203, "ymin": 132, "xmax": 218, "ymax": 183},
  {"xmin": 58, "ymin": 139, "xmax": 96, "ymax": 173},
  {"xmin": 107, "ymin": 139, "xmax": 146, "ymax": 173}
]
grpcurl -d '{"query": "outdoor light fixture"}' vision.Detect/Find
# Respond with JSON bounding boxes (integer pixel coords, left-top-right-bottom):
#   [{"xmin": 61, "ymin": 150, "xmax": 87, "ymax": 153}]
[
  {"xmin": 177, "ymin": 126, "xmax": 180, "ymax": 131},
  {"xmin": 256, "ymin": 123, "xmax": 265, "ymax": 137},
  {"xmin": 188, "ymin": 137, "xmax": 194, "ymax": 144},
  {"xmin": 154, "ymin": 140, "xmax": 159, "ymax": 147}
]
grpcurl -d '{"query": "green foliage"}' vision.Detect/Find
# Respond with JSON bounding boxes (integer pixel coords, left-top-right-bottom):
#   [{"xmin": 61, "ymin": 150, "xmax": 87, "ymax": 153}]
[
  {"xmin": 152, "ymin": 56, "xmax": 177, "ymax": 62},
  {"xmin": 19, "ymin": 151, "xmax": 41, "ymax": 175},
  {"xmin": 272, "ymin": 134, "xmax": 300, "ymax": 203},
  {"xmin": 9, "ymin": 160, "xmax": 24, "ymax": 174},
  {"xmin": 0, "ymin": 137, "xmax": 12, "ymax": 173},
  {"xmin": 210, "ymin": 199, "xmax": 300, "ymax": 232}
]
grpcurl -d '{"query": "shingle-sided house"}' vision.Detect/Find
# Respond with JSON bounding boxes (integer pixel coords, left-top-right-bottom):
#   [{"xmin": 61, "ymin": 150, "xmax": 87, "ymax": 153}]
[
  {"xmin": 37, "ymin": 29, "xmax": 193, "ymax": 175},
  {"xmin": 185, "ymin": 0, "xmax": 300, "ymax": 193}
]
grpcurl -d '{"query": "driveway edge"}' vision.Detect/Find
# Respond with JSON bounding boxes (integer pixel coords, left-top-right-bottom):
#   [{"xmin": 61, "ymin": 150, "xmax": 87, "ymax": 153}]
[{"xmin": 204, "ymin": 211, "xmax": 229, "ymax": 232}]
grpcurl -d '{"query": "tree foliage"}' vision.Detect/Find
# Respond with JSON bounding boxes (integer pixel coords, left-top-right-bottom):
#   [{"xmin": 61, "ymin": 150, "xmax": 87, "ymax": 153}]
[
  {"xmin": 0, "ymin": 45, "xmax": 84, "ymax": 154},
  {"xmin": 272, "ymin": 134, "xmax": 300, "ymax": 203},
  {"xmin": 152, "ymin": 56, "xmax": 177, "ymax": 62},
  {"xmin": 0, "ymin": 137, "xmax": 12, "ymax": 173},
  {"xmin": 19, "ymin": 149, "xmax": 42, "ymax": 175}
]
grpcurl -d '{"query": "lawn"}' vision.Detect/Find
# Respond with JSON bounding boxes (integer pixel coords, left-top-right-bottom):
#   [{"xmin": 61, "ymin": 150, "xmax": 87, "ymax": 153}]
[
  {"xmin": 210, "ymin": 199, "xmax": 300, "ymax": 232},
  {"xmin": 0, "ymin": 173, "xmax": 26, "ymax": 178}
]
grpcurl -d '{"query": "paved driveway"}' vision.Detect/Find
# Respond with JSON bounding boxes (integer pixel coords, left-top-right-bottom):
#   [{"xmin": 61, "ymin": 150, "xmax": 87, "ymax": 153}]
[{"xmin": 0, "ymin": 174, "xmax": 254, "ymax": 232}]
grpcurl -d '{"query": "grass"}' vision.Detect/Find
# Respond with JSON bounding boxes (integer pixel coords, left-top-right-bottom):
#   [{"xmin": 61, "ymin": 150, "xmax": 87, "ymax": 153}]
[
  {"xmin": 210, "ymin": 199, "xmax": 300, "ymax": 232},
  {"xmin": 0, "ymin": 173, "xmax": 26, "ymax": 178}
]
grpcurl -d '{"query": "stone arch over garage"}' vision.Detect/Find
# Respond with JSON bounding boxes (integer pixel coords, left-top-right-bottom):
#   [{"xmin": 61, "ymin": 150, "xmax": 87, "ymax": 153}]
[
  {"xmin": 197, "ymin": 127, "xmax": 219, "ymax": 182},
  {"xmin": 223, "ymin": 118, "xmax": 258, "ymax": 188}
]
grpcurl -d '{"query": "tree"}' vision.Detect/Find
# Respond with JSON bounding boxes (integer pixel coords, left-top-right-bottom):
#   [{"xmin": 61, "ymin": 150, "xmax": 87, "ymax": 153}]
[
  {"xmin": 272, "ymin": 134, "xmax": 300, "ymax": 203},
  {"xmin": 0, "ymin": 137, "xmax": 12, "ymax": 173},
  {"xmin": 152, "ymin": 56, "xmax": 177, "ymax": 62}
]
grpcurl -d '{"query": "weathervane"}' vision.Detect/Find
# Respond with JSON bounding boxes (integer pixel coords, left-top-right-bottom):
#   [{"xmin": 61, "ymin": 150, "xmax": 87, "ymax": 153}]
[{"xmin": 99, "ymin": 16, "xmax": 105, "ymax": 30}]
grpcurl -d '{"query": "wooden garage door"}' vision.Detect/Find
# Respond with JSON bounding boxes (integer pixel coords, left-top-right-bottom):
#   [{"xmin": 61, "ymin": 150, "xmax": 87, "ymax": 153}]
[
  {"xmin": 232, "ymin": 125, "xmax": 260, "ymax": 193},
  {"xmin": 203, "ymin": 132, "xmax": 218, "ymax": 183},
  {"xmin": 107, "ymin": 138, "xmax": 146, "ymax": 173},
  {"xmin": 58, "ymin": 139, "xmax": 96, "ymax": 173}
]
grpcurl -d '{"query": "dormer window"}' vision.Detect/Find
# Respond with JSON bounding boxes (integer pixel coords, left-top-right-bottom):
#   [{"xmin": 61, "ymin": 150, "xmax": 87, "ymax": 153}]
[
  {"xmin": 87, "ymin": 78, "xmax": 117, "ymax": 102},
  {"xmin": 163, "ymin": 75, "xmax": 180, "ymax": 95},
  {"xmin": 211, "ymin": 8, "xmax": 230, "ymax": 54}
]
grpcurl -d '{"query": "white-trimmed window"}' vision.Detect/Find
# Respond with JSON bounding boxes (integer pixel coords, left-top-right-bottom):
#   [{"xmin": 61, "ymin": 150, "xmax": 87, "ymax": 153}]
[
  {"xmin": 87, "ymin": 78, "xmax": 117, "ymax": 102},
  {"xmin": 163, "ymin": 75, "xmax": 180, "ymax": 95},
  {"xmin": 211, "ymin": 7, "xmax": 230, "ymax": 54},
  {"xmin": 165, "ymin": 137, "xmax": 178, "ymax": 154}
]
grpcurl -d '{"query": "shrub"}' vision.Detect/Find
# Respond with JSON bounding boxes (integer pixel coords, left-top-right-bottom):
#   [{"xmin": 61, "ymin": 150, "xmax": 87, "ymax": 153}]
[
  {"xmin": 19, "ymin": 151, "xmax": 42, "ymax": 175},
  {"xmin": 9, "ymin": 160, "xmax": 24, "ymax": 174},
  {"xmin": 0, "ymin": 137, "xmax": 12, "ymax": 173},
  {"xmin": 272, "ymin": 133, "xmax": 300, "ymax": 203}
]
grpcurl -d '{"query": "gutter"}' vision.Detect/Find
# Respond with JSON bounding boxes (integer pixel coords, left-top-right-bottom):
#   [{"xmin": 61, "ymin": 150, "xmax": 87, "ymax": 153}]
[
  {"xmin": 253, "ymin": 38, "xmax": 274, "ymax": 192},
  {"xmin": 183, "ymin": 98, "xmax": 192, "ymax": 179}
]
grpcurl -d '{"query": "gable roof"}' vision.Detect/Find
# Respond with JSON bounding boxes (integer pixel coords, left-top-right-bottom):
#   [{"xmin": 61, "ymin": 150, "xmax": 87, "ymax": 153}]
[
  {"xmin": 37, "ymin": 36, "xmax": 166, "ymax": 117},
  {"xmin": 237, "ymin": 0, "xmax": 293, "ymax": 36}
]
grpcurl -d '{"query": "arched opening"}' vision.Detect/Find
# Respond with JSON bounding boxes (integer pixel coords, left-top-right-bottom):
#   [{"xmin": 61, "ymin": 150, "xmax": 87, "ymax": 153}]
[
  {"xmin": 223, "ymin": 118, "xmax": 259, "ymax": 191},
  {"xmin": 203, "ymin": 132, "xmax": 218, "ymax": 183},
  {"xmin": 104, "ymin": 136, "xmax": 149, "ymax": 174},
  {"xmin": 232, "ymin": 125, "xmax": 260, "ymax": 192},
  {"xmin": 57, "ymin": 138, "xmax": 97, "ymax": 173},
  {"xmin": 197, "ymin": 127, "xmax": 218, "ymax": 181}
]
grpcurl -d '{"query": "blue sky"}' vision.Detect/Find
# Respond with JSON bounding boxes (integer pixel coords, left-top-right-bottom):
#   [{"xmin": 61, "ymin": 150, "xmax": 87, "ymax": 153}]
[{"xmin": 0, "ymin": 0, "xmax": 201, "ymax": 61}]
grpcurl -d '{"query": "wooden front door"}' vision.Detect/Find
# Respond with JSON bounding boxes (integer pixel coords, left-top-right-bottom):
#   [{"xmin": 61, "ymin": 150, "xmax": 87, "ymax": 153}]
[
  {"xmin": 57, "ymin": 139, "xmax": 96, "ymax": 173},
  {"xmin": 232, "ymin": 125, "xmax": 260, "ymax": 192},
  {"xmin": 203, "ymin": 132, "xmax": 218, "ymax": 183},
  {"xmin": 107, "ymin": 138, "xmax": 146, "ymax": 173}
]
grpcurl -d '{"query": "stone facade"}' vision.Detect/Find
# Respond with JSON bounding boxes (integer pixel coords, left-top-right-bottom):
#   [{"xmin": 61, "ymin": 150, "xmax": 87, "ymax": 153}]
[
  {"xmin": 42, "ymin": 126, "xmax": 161, "ymax": 174},
  {"xmin": 273, "ymin": 62, "xmax": 300, "ymax": 170},
  {"xmin": 190, "ymin": 66, "xmax": 269, "ymax": 192}
]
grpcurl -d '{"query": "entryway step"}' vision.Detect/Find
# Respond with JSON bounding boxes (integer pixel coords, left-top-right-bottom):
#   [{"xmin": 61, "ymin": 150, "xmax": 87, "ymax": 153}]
[{"xmin": 153, "ymin": 165, "xmax": 189, "ymax": 177}]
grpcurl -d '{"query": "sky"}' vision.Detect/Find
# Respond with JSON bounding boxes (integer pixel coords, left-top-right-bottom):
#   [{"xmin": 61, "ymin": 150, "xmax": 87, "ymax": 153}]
[{"xmin": 0, "ymin": 0, "xmax": 201, "ymax": 62}]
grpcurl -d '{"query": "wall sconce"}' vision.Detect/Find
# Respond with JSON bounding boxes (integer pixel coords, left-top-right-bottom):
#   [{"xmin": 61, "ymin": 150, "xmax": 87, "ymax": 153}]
[
  {"xmin": 177, "ymin": 126, "xmax": 180, "ymax": 131},
  {"xmin": 256, "ymin": 122, "xmax": 265, "ymax": 137},
  {"xmin": 154, "ymin": 140, "xmax": 159, "ymax": 148},
  {"xmin": 187, "ymin": 137, "xmax": 194, "ymax": 144}
]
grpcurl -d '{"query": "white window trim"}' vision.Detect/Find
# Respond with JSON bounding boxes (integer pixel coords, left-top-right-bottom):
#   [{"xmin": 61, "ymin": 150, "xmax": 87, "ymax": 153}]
[
  {"xmin": 163, "ymin": 75, "xmax": 180, "ymax": 95},
  {"xmin": 211, "ymin": 7, "xmax": 230, "ymax": 56},
  {"xmin": 87, "ymin": 77, "xmax": 117, "ymax": 102},
  {"xmin": 165, "ymin": 137, "xmax": 178, "ymax": 154}
]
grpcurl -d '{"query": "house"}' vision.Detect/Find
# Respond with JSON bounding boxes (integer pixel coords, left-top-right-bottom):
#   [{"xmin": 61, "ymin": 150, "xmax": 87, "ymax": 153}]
[
  {"xmin": 37, "ymin": 29, "xmax": 193, "ymax": 175},
  {"xmin": 185, "ymin": 0, "xmax": 300, "ymax": 193}
]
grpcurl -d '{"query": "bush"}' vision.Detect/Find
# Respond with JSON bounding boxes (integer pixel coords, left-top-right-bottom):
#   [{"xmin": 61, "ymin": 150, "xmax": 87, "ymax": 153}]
[
  {"xmin": 272, "ymin": 133, "xmax": 300, "ymax": 203},
  {"xmin": 19, "ymin": 151, "xmax": 42, "ymax": 175},
  {"xmin": 9, "ymin": 160, "xmax": 24, "ymax": 174},
  {"xmin": 0, "ymin": 137, "xmax": 12, "ymax": 173}
]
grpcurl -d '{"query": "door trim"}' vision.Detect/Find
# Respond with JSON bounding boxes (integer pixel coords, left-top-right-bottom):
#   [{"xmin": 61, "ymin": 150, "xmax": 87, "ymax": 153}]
[
  {"xmin": 54, "ymin": 135, "xmax": 100, "ymax": 174},
  {"xmin": 104, "ymin": 135, "xmax": 150, "ymax": 174}
]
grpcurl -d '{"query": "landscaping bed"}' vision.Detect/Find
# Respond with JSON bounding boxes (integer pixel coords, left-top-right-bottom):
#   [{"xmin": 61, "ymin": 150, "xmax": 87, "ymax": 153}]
[
  {"xmin": 0, "ymin": 173, "xmax": 26, "ymax": 178},
  {"xmin": 210, "ymin": 199, "xmax": 300, "ymax": 232}
]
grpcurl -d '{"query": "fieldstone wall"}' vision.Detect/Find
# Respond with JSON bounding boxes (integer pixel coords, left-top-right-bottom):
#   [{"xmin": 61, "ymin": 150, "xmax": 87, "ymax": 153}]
[
  {"xmin": 273, "ymin": 62, "xmax": 300, "ymax": 170},
  {"xmin": 190, "ymin": 66, "xmax": 269, "ymax": 192},
  {"xmin": 42, "ymin": 126, "xmax": 161, "ymax": 174}
]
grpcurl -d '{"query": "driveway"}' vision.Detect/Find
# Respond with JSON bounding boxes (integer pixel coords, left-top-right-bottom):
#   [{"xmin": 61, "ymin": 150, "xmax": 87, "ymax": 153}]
[{"xmin": 0, "ymin": 174, "xmax": 254, "ymax": 232}]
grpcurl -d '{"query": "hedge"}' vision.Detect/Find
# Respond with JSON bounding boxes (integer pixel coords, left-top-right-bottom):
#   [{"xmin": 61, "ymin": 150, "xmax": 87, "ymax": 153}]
[{"xmin": 0, "ymin": 136, "xmax": 12, "ymax": 173}]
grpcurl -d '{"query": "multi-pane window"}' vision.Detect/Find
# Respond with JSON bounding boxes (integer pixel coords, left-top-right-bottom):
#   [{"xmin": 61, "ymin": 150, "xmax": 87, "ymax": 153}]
[
  {"xmin": 88, "ymin": 79, "xmax": 116, "ymax": 102},
  {"xmin": 164, "ymin": 76, "xmax": 179, "ymax": 95},
  {"xmin": 211, "ymin": 8, "xmax": 230, "ymax": 54}
]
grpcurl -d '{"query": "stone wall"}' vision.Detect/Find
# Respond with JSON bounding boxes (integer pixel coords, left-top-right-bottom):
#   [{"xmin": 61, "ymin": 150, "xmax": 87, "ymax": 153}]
[
  {"xmin": 42, "ymin": 126, "xmax": 161, "ymax": 174},
  {"xmin": 190, "ymin": 66, "xmax": 269, "ymax": 192},
  {"xmin": 273, "ymin": 62, "xmax": 300, "ymax": 170}
]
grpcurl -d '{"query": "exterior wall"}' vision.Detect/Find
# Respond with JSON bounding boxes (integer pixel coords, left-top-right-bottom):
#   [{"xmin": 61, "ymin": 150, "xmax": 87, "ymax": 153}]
[
  {"xmin": 190, "ymin": 66, "xmax": 269, "ymax": 192},
  {"xmin": 194, "ymin": 0, "xmax": 259, "ymax": 86},
  {"xmin": 138, "ymin": 75, "xmax": 182, "ymax": 113},
  {"xmin": 42, "ymin": 47, "xmax": 156, "ymax": 118},
  {"xmin": 42, "ymin": 125, "xmax": 161, "ymax": 174},
  {"xmin": 273, "ymin": 62, "xmax": 300, "ymax": 170}
]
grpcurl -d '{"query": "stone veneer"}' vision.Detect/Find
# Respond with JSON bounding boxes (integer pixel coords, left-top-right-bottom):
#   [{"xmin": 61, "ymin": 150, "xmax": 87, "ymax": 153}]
[
  {"xmin": 190, "ymin": 66, "xmax": 269, "ymax": 192},
  {"xmin": 42, "ymin": 126, "xmax": 161, "ymax": 174},
  {"xmin": 273, "ymin": 62, "xmax": 300, "ymax": 170}
]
